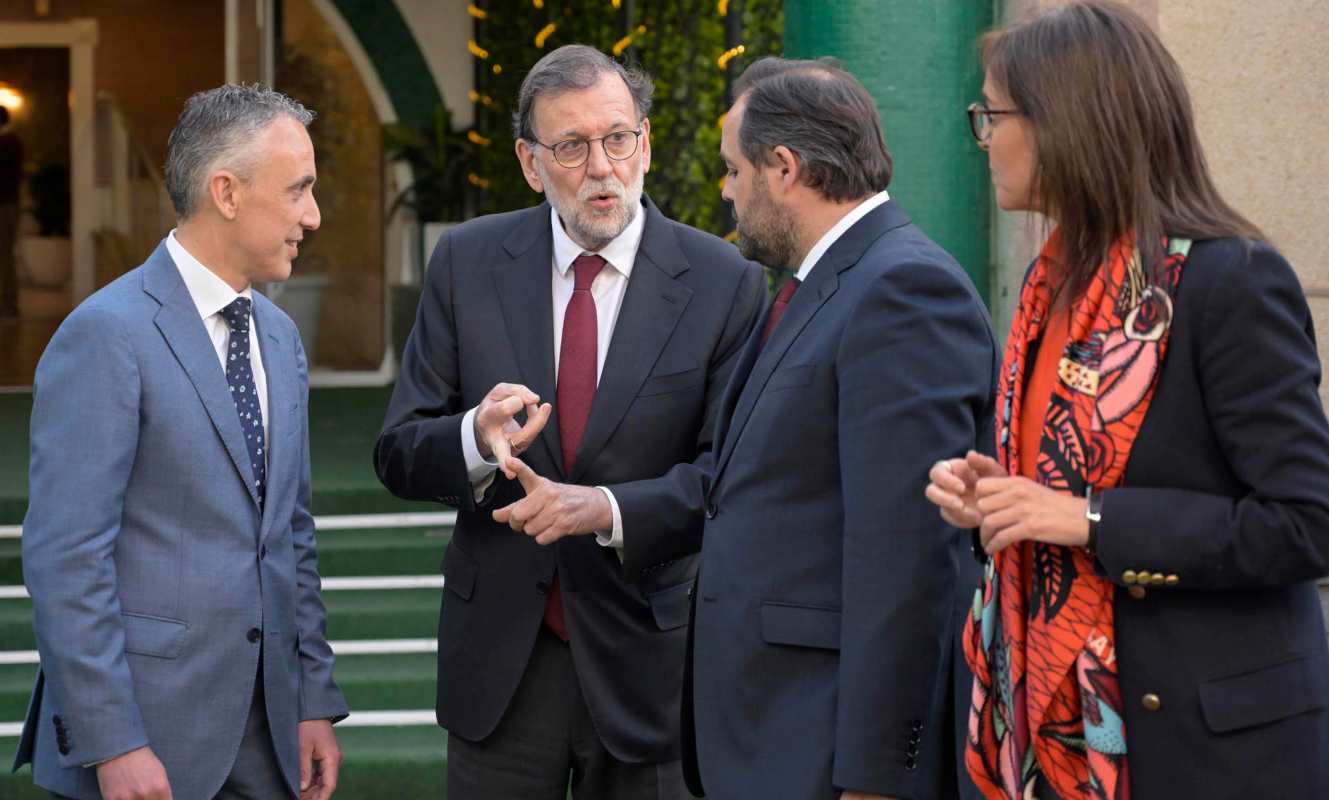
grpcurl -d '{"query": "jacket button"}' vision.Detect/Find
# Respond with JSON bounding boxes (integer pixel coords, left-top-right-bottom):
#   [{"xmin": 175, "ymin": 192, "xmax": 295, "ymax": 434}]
[
  {"xmin": 1141, "ymin": 693, "xmax": 1162, "ymax": 712},
  {"xmin": 911, "ymin": 719, "xmax": 923, "ymax": 733},
  {"xmin": 58, "ymin": 743, "xmax": 70, "ymax": 756},
  {"xmin": 1121, "ymin": 570, "xmax": 1138, "ymax": 585},
  {"xmin": 1127, "ymin": 585, "xmax": 1147, "ymax": 600},
  {"xmin": 904, "ymin": 756, "xmax": 917, "ymax": 771},
  {"xmin": 247, "ymin": 627, "xmax": 262, "ymax": 643},
  {"xmin": 705, "ymin": 503, "xmax": 717, "ymax": 520},
  {"xmin": 536, "ymin": 580, "xmax": 551, "ymax": 595},
  {"xmin": 52, "ymin": 714, "xmax": 63, "ymax": 726}
]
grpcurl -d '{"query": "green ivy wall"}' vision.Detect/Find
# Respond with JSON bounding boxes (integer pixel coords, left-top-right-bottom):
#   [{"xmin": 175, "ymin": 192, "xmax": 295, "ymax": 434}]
[{"xmin": 469, "ymin": 0, "xmax": 783, "ymax": 234}]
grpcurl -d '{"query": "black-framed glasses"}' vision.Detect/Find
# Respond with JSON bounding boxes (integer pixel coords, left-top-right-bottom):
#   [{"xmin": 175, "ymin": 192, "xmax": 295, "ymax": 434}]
[
  {"xmin": 967, "ymin": 102, "xmax": 1021, "ymax": 144},
  {"xmin": 533, "ymin": 128, "xmax": 643, "ymax": 168}
]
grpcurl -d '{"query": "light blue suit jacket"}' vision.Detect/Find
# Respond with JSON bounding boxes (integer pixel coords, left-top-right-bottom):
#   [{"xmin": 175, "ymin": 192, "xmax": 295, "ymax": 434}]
[{"xmin": 13, "ymin": 242, "xmax": 347, "ymax": 799}]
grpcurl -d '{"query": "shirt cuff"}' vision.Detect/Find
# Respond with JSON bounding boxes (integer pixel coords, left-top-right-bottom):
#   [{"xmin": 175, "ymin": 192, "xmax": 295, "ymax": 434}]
[
  {"xmin": 460, "ymin": 406, "xmax": 499, "ymax": 485},
  {"xmin": 594, "ymin": 486, "xmax": 624, "ymax": 549}
]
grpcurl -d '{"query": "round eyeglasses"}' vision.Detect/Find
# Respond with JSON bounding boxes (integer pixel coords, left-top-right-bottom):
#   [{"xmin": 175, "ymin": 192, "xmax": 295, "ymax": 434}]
[
  {"xmin": 967, "ymin": 102, "xmax": 1021, "ymax": 144},
  {"xmin": 532, "ymin": 128, "xmax": 644, "ymax": 169}
]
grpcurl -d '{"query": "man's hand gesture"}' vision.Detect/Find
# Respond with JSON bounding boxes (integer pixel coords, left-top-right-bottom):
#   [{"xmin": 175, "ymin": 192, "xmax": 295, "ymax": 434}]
[
  {"xmin": 493, "ymin": 458, "xmax": 612, "ymax": 545},
  {"xmin": 474, "ymin": 383, "xmax": 552, "ymax": 479}
]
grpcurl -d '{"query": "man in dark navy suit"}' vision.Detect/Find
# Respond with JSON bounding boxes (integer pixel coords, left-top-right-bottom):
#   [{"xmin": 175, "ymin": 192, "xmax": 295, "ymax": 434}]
[
  {"xmin": 626, "ymin": 58, "xmax": 997, "ymax": 800},
  {"xmin": 375, "ymin": 45, "xmax": 764, "ymax": 800}
]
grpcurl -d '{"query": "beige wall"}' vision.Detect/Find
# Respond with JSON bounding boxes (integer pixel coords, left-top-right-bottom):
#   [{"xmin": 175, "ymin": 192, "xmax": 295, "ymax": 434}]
[{"xmin": 1159, "ymin": 0, "xmax": 1329, "ymax": 409}]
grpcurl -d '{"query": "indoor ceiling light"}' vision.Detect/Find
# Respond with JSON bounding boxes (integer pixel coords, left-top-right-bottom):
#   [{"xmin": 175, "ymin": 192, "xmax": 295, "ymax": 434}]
[{"xmin": 0, "ymin": 86, "xmax": 22, "ymax": 112}]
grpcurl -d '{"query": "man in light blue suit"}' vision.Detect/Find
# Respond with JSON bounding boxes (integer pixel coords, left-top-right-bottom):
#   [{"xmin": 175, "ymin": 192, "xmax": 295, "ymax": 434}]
[{"xmin": 14, "ymin": 84, "xmax": 347, "ymax": 800}]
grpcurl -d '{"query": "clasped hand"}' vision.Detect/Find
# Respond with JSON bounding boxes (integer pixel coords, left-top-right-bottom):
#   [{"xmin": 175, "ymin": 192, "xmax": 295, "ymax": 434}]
[
  {"xmin": 473, "ymin": 383, "xmax": 552, "ymax": 479},
  {"xmin": 475, "ymin": 383, "xmax": 611, "ymax": 544},
  {"xmin": 924, "ymin": 450, "xmax": 1089, "ymax": 554},
  {"xmin": 493, "ymin": 457, "xmax": 612, "ymax": 545}
]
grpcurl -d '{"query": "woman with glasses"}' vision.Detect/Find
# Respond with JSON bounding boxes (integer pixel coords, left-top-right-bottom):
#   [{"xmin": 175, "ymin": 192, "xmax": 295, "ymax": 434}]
[{"xmin": 927, "ymin": 2, "xmax": 1329, "ymax": 798}]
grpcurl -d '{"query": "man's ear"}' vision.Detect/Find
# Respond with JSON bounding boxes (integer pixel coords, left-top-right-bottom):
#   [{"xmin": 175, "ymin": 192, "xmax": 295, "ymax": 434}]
[
  {"xmin": 770, "ymin": 145, "xmax": 802, "ymax": 195},
  {"xmin": 208, "ymin": 170, "xmax": 241, "ymax": 220},
  {"xmin": 638, "ymin": 117, "xmax": 651, "ymax": 175},
  {"xmin": 515, "ymin": 139, "xmax": 545, "ymax": 194}
]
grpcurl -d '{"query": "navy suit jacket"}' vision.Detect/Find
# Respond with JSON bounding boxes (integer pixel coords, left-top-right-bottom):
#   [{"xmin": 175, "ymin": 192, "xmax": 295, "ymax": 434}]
[
  {"xmin": 1084, "ymin": 238, "xmax": 1329, "ymax": 798},
  {"xmin": 630, "ymin": 200, "xmax": 997, "ymax": 799},
  {"xmin": 374, "ymin": 197, "xmax": 766, "ymax": 762}
]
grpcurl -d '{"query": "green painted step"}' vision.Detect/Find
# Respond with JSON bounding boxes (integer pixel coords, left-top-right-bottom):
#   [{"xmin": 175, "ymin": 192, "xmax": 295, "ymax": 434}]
[
  {"xmin": 0, "ymin": 597, "xmax": 31, "ymax": 651},
  {"xmin": 0, "ymin": 652, "xmax": 439, "ymax": 724},
  {"xmin": 0, "ymin": 539, "xmax": 18, "ymax": 586},
  {"xmin": 0, "ymin": 662, "xmax": 36, "ymax": 722},
  {"xmin": 0, "ymin": 724, "xmax": 448, "ymax": 799},
  {"xmin": 316, "ymin": 527, "xmax": 451, "ymax": 577},
  {"xmin": 335, "ymin": 652, "xmax": 437, "ymax": 712},
  {"xmin": 0, "ymin": 588, "xmax": 440, "ymax": 652},
  {"xmin": 324, "ymin": 588, "xmax": 440, "ymax": 642},
  {"xmin": 0, "ymin": 394, "xmax": 29, "ymax": 526},
  {"xmin": 0, "ymin": 526, "xmax": 453, "ymax": 585}
]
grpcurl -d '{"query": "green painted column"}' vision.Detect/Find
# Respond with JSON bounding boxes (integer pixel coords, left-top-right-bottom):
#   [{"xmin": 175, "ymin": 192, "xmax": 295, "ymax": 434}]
[{"xmin": 784, "ymin": 1, "xmax": 993, "ymax": 302}]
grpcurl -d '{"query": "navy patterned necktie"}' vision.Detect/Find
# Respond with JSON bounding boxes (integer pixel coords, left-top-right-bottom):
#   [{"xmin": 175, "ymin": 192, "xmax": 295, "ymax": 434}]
[{"xmin": 220, "ymin": 297, "xmax": 266, "ymax": 508}]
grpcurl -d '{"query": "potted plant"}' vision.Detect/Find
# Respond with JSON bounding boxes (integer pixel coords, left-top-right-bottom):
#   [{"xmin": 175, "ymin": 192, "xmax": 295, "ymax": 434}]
[
  {"xmin": 383, "ymin": 103, "xmax": 474, "ymax": 361},
  {"xmin": 18, "ymin": 162, "xmax": 72, "ymax": 290}
]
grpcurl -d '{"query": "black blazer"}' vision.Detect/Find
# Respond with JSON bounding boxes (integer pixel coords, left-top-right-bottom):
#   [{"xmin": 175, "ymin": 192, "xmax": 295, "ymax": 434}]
[
  {"xmin": 1087, "ymin": 238, "xmax": 1329, "ymax": 798},
  {"xmin": 374, "ymin": 197, "xmax": 765, "ymax": 762},
  {"xmin": 633, "ymin": 200, "xmax": 997, "ymax": 799}
]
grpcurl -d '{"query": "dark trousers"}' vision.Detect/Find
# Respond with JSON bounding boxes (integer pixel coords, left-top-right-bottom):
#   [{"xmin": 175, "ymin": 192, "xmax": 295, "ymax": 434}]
[
  {"xmin": 447, "ymin": 626, "xmax": 692, "ymax": 800},
  {"xmin": 214, "ymin": 671, "xmax": 289, "ymax": 799}
]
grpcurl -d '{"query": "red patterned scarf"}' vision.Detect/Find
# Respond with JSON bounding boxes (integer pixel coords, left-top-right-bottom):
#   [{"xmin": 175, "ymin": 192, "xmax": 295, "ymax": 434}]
[{"xmin": 963, "ymin": 230, "xmax": 1189, "ymax": 799}]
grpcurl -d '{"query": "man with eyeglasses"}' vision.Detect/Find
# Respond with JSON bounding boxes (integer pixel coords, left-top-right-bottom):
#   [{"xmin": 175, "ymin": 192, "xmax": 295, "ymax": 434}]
[{"xmin": 376, "ymin": 44, "xmax": 765, "ymax": 800}]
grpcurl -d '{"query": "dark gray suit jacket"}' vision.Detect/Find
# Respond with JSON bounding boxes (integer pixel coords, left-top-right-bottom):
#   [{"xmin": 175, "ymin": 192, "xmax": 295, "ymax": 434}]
[{"xmin": 375, "ymin": 197, "xmax": 765, "ymax": 762}]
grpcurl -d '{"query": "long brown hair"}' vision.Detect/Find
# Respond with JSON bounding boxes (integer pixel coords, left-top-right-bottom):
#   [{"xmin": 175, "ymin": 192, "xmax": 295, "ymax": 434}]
[{"xmin": 983, "ymin": 1, "xmax": 1263, "ymax": 295}]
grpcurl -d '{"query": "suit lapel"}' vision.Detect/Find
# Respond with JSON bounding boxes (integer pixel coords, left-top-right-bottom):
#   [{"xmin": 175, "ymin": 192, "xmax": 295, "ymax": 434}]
[
  {"xmin": 493, "ymin": 204, "xmax": 564, "ymax": 478},
  {"xmin": 252, "ymin": 296, "xmax": 294, "ymax": 543},
  {"xmin": 712, "ymin": 268, "xmax": 840, "ymax": 482},
  {"xmin": 569, "ymin": 201, "xmax": 692, "ymax": 483},
  {"xmin": 710, "ymin": 200, "xmax": 912, "ymax": 487},
  {"xmin": 143, "ymin": 246, "xmax": 261, "ymax": 511},
  {"xmin": 707, "ymin": 292, "xmax": 770, "ymax": 466}
]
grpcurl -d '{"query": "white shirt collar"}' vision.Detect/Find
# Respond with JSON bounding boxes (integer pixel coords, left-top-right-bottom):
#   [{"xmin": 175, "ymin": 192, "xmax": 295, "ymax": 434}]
[
  {"xmin": 549, "ymin": 200, "xmax": 647, "ymax": 278},
  {"xmin": 793, "ymin": 189, "xmax": 891, "ymax": 283},
  {"xmin": 166, "ymin": 229, "xmax": 252, "ymax": 320}
]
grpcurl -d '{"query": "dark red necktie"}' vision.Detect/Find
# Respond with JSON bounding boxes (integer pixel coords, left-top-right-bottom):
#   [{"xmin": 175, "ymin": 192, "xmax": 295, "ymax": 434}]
[
  {"xmin": 761, "ymin": 277, "xmax": 800, "ymax": 347},
  {"xmin": 546, "ymin": 253, "xmax": 607, "ymax": 641}
]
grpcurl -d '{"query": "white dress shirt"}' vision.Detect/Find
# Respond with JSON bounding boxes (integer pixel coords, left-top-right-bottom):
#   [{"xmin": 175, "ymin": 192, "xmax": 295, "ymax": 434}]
[
  {"xmin": 460, "ymin": 204, "xmax": 648, "ymax": 547},
  {"xmin": 166, "ymin": 230, "xmax": 270, "ymax": 454},
  {"xmin": 793, "ymin": 189, "xmax": 891, "ymax": 283}
]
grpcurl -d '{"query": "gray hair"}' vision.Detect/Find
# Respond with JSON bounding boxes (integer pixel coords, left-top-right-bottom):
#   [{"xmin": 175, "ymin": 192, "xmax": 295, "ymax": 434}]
[
  {"xmin": 165, "ymin": 83, "xmax": 314, "ymax": 219},
  {"xmin": 512, "ymin": 45, "xmax": 653, "ymax": 143}
]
